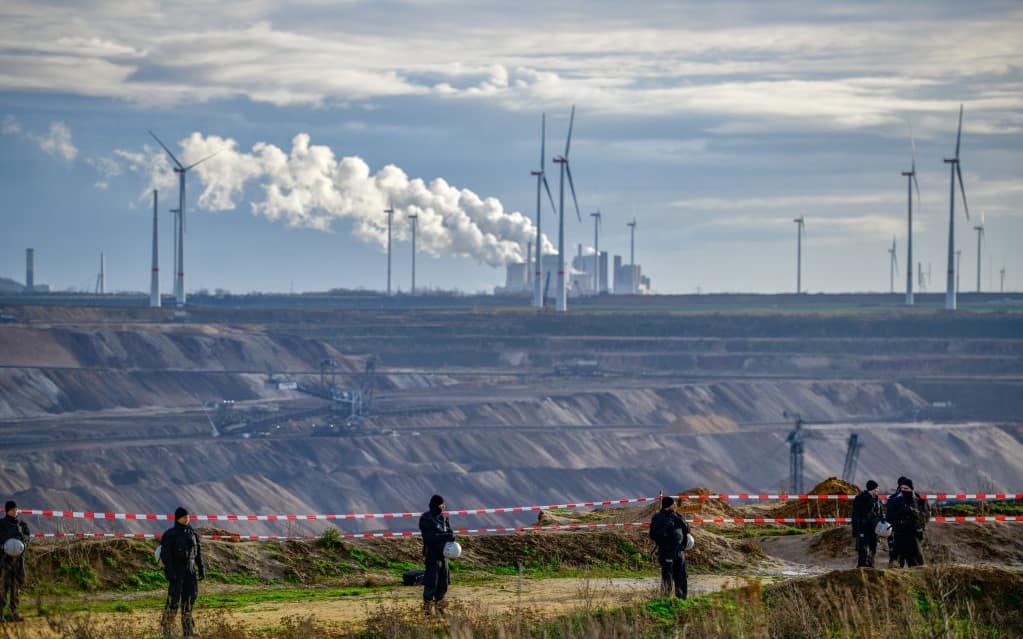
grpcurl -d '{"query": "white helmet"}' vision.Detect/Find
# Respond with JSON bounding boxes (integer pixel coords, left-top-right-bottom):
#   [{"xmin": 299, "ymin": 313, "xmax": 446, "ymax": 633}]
[
  {"xmin": 874, "ymin": 519, "xmax": 893, "ymax": 538},
  {"xmin": 154, "ymin": 546, "xmax": 162, "ymax": 562},
  {"xmin": 684, "ymin": 533, "xmax": 695, "ymax": 551},
  {"xmin": 4, "ymin": 538, "xmax": 25, "ymax": 557},
  {"xmin": 443, "ymin": 541, "xmax": 462, "ymax": 559}
]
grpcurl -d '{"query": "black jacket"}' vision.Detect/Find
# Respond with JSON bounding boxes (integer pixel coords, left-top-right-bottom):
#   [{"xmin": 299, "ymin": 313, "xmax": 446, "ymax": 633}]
[
  {"xmin": 419, "ymin": 508, "xmax": 454, "ymax": 560},
  {"xmin": 886, "ymin": 490, "xmax": 929, "ymax": 533},
  {"xmin": 649, "ymin": 509, "xmax": 690, "ymax": 554},
  {"xmin": 851, "ymin": 490, "xmax": 882, "ymax": 536},
  {"xmin": 160, "ymin": 522, "xmax": 205, "ymax": 578},
  {"xmin": 0, "ymin": 515, "xmax": 30, "ymax": 545}
]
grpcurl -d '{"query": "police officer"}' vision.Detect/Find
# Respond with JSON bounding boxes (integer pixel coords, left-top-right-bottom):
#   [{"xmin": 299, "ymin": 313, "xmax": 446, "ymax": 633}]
[
  {"xmin": 649, "ymin": 496, "xmax": 691, "ymax": 598},
  {"xmin": 418, "ymin": 494, "xmax": 455, "ymax": 615},
  {"xmin": 159, "ymin": 507, "xmax": 205, "ymax": 638},
  {"xmin": 886, "ymin": 478, "xmax": 929, "ymax": 567},
  {"xmin": 0, "ymin": 501, "xmax": 30, "ymax": 622},
  {"xmin": 851, "ymin": 480, "xmax": 882, "ymax": 567}
]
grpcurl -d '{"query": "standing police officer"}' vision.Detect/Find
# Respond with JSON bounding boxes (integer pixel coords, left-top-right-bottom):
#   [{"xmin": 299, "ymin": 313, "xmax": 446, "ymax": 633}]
[
  {"xmin": 851, "ymin": 480, "xmax": 883, "ymax": 567},
  {"xmin": 0, "ymin": 501, "xmax": 30, "ymax": 622},
  {"xmin": 159, "ymin": 507, "xmax": 205, "ymax": 638},
  {"xmin": 649, "ymin": 496, "xmax": 691, "ymax": 598},
  {"xmin": 418, "ymin": 494, "xmax": 455, "ymax": 615},
  {"xmin": 886, "ymin": 478, "xmax": 929, "ymax": 567}
]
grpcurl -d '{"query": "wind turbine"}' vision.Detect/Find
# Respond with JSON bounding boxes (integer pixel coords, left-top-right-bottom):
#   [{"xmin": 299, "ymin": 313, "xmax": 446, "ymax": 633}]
[
  {"xmin": 956, "ymin": 250, "xmax": 962, "ymax": 294},
  {"xmin": 150, "ymin": 189, "xmax": 160, "ymax": 308},
  {"xmin": 384, "ymin": 205, "xmax": 394, "ymax": 296},
  {"xmin": 148, "ymin": 131, "xmax": 219, "ymax": 307},
  {"xmin": 531, "ymin": 114, "xmax": 557, "ymax": 308},
  {"xmin": 590, "ymin": 210, "xmax": 601, "ymax": 293},
  {"xmin": 918, "ymin": 261, "xmax": 925, "ymax": 292},
  {"xmin": 888, "ymin": 236, "xmax": 899, "ymax": 294},
  {"xmin": 793, "ymin": 216, "xmax": 806, "ymax": 294},
  {"xmin": 1001, "ymin": 266, "xmax": 1006, "ymax": 293},
  {"xmin": 408, "ymin": 213, "xmax": 418, "ymax": 295},
  {"xmin": 942, "ymin": 105, "xmax": 971, "ymax": 311},
  {"xmin": 901, "ymin": 126, "xmax": 921, "ymax": 305},
  {"xmin": 552, "ymin": 106, "xmax": 581, "ymax": 313},
  {"xmin": 974, "ymin": 211, "xmax": 985, "ymax": 293}
]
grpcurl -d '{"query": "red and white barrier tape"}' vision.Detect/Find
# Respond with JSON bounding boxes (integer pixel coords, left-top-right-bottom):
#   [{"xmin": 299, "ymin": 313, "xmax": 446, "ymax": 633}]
[
  {"xmin": 19, "ymin": 493, "xmax": 1022, "ymax": 523},
  {"xmin": 29, "ymin": 516, "xmax": 1023, "ymax": 542}
]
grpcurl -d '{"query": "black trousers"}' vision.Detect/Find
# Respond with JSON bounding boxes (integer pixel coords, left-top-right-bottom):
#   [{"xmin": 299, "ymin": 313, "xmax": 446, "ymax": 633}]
[
  {"xmin": 163, "ymin": 573, "xmax": 199, "ymax": 637},
  {"xmin": 423, "ymin": 556, "xmax": 450, "ymax": 602},
  {"xmin": 893, "ymin": 528, "xmax": 923, "ymax": 567},
  {"xmin": 1, "ymin": 556, "xmax": 25, "ymax": 615},
  {"xmin": 856, "ymin": 532, "xmax": 878, "ymax": 567},
  {"xmin": 658, "ymin": 550, "xmax": 687, "ymax": 598}
]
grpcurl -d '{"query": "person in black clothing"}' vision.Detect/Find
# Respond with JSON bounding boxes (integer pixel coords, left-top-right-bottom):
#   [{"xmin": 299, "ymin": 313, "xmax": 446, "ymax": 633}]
[
  {"xmin": 648, "ymin": 496, "xmax": 691, "ymax": 598},
  {"xmin": 418, "ymin": 494, "xmax": 455, "ymax": 615},
  {"xmin": 851, "ymin": 480, "xmax": 883, "ymax": 568},
  {"xmin": 159, "ymin": 507, "xmax": 205, "ymax": 638},
  {"xmin": 0, "ymin": 501, "xmax": 30, "ymax": 622},
  {"xmin": 885, "ymin": 478, "xmax": 929, "ymax": 567}
]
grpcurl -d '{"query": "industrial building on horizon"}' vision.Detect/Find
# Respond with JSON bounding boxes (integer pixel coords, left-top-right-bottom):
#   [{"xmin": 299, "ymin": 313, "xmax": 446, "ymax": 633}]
[{"xmin": 496, "ymin": 245, "xmax": 650, "ymax": 297}]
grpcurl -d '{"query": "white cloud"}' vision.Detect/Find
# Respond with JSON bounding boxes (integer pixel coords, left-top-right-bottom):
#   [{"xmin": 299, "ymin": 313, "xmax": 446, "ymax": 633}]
[
  {"xmin": 35, "ymin": 121, "xmax": 78, "ymax": 161},
  {"xmin": 1, "ymin": 114, "xmax": 21, "ymax": 134}
]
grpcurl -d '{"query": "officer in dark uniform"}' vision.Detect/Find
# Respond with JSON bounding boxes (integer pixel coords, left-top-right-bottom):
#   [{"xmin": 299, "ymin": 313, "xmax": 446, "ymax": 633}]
[
  {"xmin": 0, "ymin": 501, "xmax": 30, "ymax": 622},
  {"xmin": 159, "ymin": 506, "xmax": 205, "ymax": 638},
  {"xmin": 649, "ymin": 496, "xmax": 691, "ymax": 598},
  {"xmin": 886, "ymin": 478, "xmax": 929, "ymax": 567},
  {"xmin": 851, "ymin": 480, "xmax": 883, "ymax": 567},
  {"xmin": 418, "ymin": 494, "xmax": 455, "ymax": 615}
]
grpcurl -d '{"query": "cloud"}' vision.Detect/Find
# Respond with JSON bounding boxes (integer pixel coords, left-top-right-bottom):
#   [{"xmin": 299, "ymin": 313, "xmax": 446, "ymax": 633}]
[
  {"xmin": 115, "ymin": 131, "xmax": 556, "ymax": 266},
  {"xmin": 34, "ymin": 121, "xmax": 78, "ymax": 161},
  {"xmin": 1, "ymin": 114, "xmax": 21, "ymax": 134}
]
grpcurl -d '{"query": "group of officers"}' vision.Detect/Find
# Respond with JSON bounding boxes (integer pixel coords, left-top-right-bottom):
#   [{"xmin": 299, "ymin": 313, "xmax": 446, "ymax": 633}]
[
  {"xmin": 852, "ymin": 476, "xmax": 931, "ymax": 569},
  {"xmin": 0, "ymin": 483, "xmax": 931, "ymax": 632}
]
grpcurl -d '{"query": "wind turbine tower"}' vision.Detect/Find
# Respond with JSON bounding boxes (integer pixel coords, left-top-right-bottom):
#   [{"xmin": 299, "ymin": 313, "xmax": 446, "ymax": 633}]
[
  {"xmin": 590, "ymin": 210, "xmax": 601, "ymax": 293},
  {"xmin": 942, "ymin": 106, "xmax": 971, "ymax": 311},
  {"xmin": 956, "ymin": 250, "xmax": 962, "ymax": 294},
  {"xmin": 888, "ymin": 236, "xmax": 898, "ymax": 294},
  {"xmin": 150, "ymin": 189, "xmax": 161, "ymax": 308},
  {"xmin": 96, "ymin": 252, "xmax": 105, "ymax": 294},
  {"xmin": 408, "ymin": 213, "xmax": 418, "ymax": 295},
  {"xmin": 531, "ymin": 114, "xmax": 556, "ymax": 308},
  {"xmin": 793, "ymin": 216, "xmax": 806, "ymax": 294},
  {"xmin": 974, "ymin": 212, "xmax": 985, "ymax": 293},
  {"xmin": 148, "ymin": 131, "xmax": 219, "ymax": 307},
  {"xmin": 1001, "ymin": 266, "xmax": 1006, "ymax": 293},
  {"xmin": 384, "ymin": 205, "xmax": 394, "ymax": 296},
  {"xmin": 901, "ymin": 128, "xmax": 921, "ymax": 305},
  {"xmin": 552, "ymin": 106, "xmax": 581, "ymax": 312}
]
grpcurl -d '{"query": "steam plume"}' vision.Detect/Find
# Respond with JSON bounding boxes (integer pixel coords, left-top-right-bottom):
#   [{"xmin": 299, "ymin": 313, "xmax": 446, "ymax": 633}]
[{"xmin": 125, "ymin": 132, "xmax": 554, "ymax": 266}]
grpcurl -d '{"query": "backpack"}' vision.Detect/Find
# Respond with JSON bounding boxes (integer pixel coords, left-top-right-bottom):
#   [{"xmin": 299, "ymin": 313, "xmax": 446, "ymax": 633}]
[{"xmin": 402, "ymin": 569, "xmax": 426, "ymax": 586}]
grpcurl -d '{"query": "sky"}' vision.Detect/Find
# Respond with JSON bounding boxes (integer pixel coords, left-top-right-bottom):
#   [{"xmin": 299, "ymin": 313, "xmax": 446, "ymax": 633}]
[{"xmin": 1, "ymin": 1, "xmax": 1021, "ymax": 295}]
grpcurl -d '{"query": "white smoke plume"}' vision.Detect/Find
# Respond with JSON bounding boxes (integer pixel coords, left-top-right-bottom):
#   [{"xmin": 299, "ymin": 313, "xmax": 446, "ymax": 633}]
[{"xmin": 122, "ymin": 132, "xmax": 555, "ymax": 266}]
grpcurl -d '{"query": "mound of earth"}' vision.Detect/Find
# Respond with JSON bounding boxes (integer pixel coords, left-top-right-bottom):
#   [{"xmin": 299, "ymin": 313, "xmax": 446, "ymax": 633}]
[{"xmin": 767, "ymin": 477, "xmax": 859, "ymax": 519}]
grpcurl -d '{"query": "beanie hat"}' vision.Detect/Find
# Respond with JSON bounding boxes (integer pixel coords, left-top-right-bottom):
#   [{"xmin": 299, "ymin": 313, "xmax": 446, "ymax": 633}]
[
  {"xmin": 902, "ymin": 478, "xmax": 914, "ymax": 490},
  {"xmin": 865, "ymin": 480, "xmax": 878, "ymax": 491},
  {"xmin": 429, "ymin": 494, "xmax": 444, "ymax": 510},
  {"xmin": 897, "ymin": 476, "xmax": 909, "ymax": 488},
  {"xmin": 174, "ymin": 507, "xmax": 189, "ymax": 520},
  {"xmin": 4, "ymin": 501, "xmax": 16, "ymax": 512},
  {"xmin": 661, "ymin": 496, "xmax": 675, "ymax": 509}
]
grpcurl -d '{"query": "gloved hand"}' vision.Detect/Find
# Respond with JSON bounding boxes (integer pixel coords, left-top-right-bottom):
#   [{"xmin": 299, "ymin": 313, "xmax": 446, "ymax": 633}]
[
  {"xmin": 197, "ymin": 567, "xmax": 206, "ymax": 581},
  {"xmin": 915, "ymin": 530, "xmax": 924, "ymax": 541}
]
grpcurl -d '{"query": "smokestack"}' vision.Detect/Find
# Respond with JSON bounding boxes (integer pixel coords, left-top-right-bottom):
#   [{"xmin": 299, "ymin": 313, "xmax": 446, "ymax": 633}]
[
  {"xmin": 25, "ymin": 248, "xmax": 34, "ymax": 290},
  {"xmin": 150, "ymin": 189, "xmax": 161, "ymax": 307}
]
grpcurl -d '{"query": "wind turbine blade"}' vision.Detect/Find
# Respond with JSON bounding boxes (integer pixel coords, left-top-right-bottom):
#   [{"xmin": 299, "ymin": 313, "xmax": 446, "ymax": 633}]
[
  {"xmin": 540, "ymin": 113, "xmax": 546, "ymax": 169},
  {"xmin": 149, "ymin": 130, "xmax": 183, "ymax": 169},
  {"xmin": 956, "ymin": 163, "xmax": 970, "ymax": 220},
  {"xmin": 954, "ymin": 104, "xmax": 963, "ymax": 159},
  {"xmin": 184, "ymin": 149, "xmax": 221, "ymax": 171},
  {"xmin": 910, "ymin": 120, "xmax": 918, "ymax": 172},
  {"xmin": 565, "ymin": 162, "xmax": 581, "ymax": 222},
  {"xmin": 564, "ymin": 105, "xmax": 576, "ymax": 157},
  {"xmin": 542, "ymin": 175, "xmax": 556, "ymax": 214}
]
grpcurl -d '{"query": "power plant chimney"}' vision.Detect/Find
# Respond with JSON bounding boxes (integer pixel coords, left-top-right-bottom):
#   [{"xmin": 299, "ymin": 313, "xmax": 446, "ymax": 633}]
[
  {"xmin": 25, "ymin": 248, "xmax": 34, "ymax": 290},
  {"xmin": 150, "ymin": 189, "xmax": 161, "ymax": 307}
]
